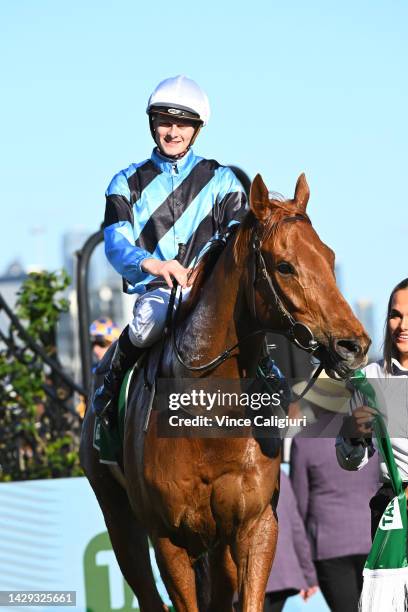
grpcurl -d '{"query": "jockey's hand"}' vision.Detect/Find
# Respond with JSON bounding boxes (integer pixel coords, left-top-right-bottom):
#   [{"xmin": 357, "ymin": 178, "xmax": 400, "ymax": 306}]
[{"xmin": 141, "ymin": 258, "xmax": 189, "ymax": 288}]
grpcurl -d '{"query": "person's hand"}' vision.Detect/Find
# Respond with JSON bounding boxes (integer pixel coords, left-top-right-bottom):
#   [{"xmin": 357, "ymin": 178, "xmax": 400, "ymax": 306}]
[
  {"xmin": 352, "ymin": 405, "xmax": 377, "ymax": 435},
  {"xmin": 141, "ymin": 258, "xmax": 189, "ymax": 288},
  {"xmin": 288, "ymin": 401, "xmax": 302, "ymax": 419},
  {"xmin": 299, "ymin": 586, "xmax": 319, "ymax": 601}
]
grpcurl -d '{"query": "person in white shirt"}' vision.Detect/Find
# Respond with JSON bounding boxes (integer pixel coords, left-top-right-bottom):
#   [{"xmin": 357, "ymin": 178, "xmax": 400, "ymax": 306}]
[{"xmin": 336, "ymin": 277, "xmax": 408, "ymax": 540}]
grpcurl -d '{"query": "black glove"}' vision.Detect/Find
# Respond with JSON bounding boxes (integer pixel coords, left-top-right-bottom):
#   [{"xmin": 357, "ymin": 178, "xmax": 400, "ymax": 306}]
[{"xmin": 339, "ymin": 415, "xmax": 373, "ymax": 447}]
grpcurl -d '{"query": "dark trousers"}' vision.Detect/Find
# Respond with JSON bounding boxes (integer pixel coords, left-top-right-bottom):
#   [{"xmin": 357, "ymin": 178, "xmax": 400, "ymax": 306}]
[
  {"xmin": 370, "ymin": 483, "xmax": 408, "ymax": 556},
  {"xmin": 314, "ymin": 555, "xmax": 366, "ymax": 612},
  {"xmin": 263, "ymin": 589, "xmax": 297, "ymax": 612}
]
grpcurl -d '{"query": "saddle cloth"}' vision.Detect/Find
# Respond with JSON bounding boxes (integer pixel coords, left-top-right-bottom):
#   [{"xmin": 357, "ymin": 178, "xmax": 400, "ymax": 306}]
[{"xmin": 93, "ymin": 367, "xmax": 134, "ymax": 465}]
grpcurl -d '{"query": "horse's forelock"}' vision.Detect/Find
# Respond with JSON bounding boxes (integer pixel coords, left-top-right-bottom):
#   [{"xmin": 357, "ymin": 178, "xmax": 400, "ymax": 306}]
[
  {"xmin": 262, "ymin": 201, "xmax": 311, "ymax": 245},
  {"xmin": 233, "ymin": 199, "xmax": 311, "ymax": 265}
]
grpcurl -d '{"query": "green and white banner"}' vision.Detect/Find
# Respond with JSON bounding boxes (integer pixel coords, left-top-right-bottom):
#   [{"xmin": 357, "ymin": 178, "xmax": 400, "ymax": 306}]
[{"xmin": 351, "ymin": 371, "xmax": 408, "ymax": 612}]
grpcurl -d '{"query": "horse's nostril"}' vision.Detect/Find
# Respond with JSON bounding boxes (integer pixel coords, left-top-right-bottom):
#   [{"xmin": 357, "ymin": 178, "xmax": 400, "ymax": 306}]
[{"xmin": 335, "ymin": 339, "xmax": 361, "ymax": 356}]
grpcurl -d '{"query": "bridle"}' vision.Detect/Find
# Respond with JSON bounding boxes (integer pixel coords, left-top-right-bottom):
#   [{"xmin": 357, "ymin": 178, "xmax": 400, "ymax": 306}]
[
  {"xmin": 249, "ymin": 216, "xmax": 320, "ymax": 352},
  {"xmin": 168, "ymin": 216, "xmax": 325, "ymax": 396}
]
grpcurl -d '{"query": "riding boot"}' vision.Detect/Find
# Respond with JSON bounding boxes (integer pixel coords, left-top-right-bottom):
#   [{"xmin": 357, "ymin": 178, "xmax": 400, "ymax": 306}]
[{"xmin": 93, "ymin": 326, "xmax": 142, "ymax": 428}]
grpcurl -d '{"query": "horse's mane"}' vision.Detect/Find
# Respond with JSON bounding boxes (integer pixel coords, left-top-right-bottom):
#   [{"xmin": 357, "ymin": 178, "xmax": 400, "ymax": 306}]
[
  {"xmin": 180, "ymin": 195, "xmax": 310, "ymax": 318},
  {"xmin": 180, "ymin": 225, "xmax": 240, "ymax": 318}
]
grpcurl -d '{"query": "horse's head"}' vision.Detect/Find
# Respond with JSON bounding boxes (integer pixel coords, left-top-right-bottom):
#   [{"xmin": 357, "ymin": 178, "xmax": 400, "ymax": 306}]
[{"xmin": 236, "ymin": 173, "xmax": 370, "ymax": 378}]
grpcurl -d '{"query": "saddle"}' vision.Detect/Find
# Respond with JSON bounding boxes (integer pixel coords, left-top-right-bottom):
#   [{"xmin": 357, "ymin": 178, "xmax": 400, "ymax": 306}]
[
  {"xmin": 93, "ymin": 341, "xmax": 293, "ymax": 464},
  {"xmin": 93, "ymin": 338, "xmax": 164, "ymax": 466}
]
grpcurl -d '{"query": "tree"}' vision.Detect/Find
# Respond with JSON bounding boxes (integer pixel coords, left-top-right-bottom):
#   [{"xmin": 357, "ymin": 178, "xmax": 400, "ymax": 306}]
[{"xmin": 0, "ymin": 270, "xmax": 83, "ymax": 481}]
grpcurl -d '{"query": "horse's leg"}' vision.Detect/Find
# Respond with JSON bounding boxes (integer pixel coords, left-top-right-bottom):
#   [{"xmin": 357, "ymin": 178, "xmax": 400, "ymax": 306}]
[
  {"xmin": 207, "ymin": 544, "xmax": 237, "ymax": 612},
  {"xmin": 153, "ymin": 536, "xmax": 199, "ymax": 612},
  {"xmin": 232, "ymin": 505, "xmax": 278, "ymax": 612},
  {"xmin": 80, "ymin": 411, "xmax": 166, "ymax": 612}
]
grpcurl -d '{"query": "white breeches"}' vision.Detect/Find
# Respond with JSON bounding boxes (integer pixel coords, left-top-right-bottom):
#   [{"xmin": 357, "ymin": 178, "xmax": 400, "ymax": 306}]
[{"xmin": 128, "ymin": 287, "xmax": 189, "ymax": 348}]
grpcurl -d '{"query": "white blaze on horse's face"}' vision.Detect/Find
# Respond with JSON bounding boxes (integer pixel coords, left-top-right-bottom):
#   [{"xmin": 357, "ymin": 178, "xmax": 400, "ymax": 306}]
[{"xmin": 249, "ymin": 173, "xmax": 370, "ymax": 373}]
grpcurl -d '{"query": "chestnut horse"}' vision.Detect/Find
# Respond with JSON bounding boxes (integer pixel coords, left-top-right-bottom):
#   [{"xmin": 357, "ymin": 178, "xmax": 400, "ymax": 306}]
[{"xmin": 81, "ymin": 173, "xmax": 370, "ymax": 611}]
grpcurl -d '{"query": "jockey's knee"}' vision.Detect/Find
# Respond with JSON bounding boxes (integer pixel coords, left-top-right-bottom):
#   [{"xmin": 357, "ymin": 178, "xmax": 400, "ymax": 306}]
[
  {"xmin": 128, "ymin": 318, "xmax": 165, "ymax": 347},
  {"xmin": 129, "ymin": 289, "xmax": 170, "ymax": 347}
]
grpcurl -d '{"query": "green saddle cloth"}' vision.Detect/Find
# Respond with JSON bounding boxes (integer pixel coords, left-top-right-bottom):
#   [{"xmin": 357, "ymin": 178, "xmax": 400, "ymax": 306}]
[{"xmin": 93, "ymin": 367, "xmax": 134, "ymax": 465}]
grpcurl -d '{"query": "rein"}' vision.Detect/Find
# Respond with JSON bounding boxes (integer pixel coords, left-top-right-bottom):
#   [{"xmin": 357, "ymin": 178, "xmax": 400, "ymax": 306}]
[{"xmin": 167, "ymin": 218, "xmax": 324, "ymax": 397}]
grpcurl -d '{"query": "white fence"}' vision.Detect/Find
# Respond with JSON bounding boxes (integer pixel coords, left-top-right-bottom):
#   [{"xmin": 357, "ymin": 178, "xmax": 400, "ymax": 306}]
[{"xmin": 0, "ymin": 477, "xmax": 170, "ymax": 611}]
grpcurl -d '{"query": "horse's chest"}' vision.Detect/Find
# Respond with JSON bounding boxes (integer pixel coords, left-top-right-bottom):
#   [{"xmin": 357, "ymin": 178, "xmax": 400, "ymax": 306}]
[{"xmin": 142, "ymin": 471, "xmax": 218, "ymax": 548}]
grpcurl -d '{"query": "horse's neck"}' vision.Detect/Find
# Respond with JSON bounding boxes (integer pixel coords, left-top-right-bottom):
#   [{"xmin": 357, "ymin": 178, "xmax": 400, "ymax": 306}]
[{"xmin": 177, "ymin": 247, "xmax": 260, "ymax": 376}]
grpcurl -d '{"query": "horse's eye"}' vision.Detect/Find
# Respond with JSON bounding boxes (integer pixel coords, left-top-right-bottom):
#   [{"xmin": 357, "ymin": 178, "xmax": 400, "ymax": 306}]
[{"xmin": 277, "ymin": 262, "xmax": 295, "ymax": 275}]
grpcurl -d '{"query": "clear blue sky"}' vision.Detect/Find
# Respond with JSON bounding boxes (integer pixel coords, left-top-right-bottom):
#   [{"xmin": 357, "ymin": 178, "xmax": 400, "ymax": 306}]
[{"xmin": 1, "ymin": 0, "xmax": 407, "ymax": 354}]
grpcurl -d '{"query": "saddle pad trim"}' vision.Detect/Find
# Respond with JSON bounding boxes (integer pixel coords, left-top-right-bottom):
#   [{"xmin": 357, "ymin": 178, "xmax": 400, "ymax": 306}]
[{"xmin": 93, "ymin": 364, "xmax": 137, "ymax": 465}]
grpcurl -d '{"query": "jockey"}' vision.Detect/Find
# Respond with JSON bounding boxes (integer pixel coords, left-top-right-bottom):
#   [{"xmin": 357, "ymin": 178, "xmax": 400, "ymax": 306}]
[{"xmin": 93, "ymin": 75, "xmax": 247, "ymax": 425}]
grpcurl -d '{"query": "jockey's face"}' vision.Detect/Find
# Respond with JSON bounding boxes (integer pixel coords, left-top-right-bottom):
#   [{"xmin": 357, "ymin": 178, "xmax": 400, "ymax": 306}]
[{"xmin": 153, "ymin": 115, "xmax": 196, "ymax": 158}]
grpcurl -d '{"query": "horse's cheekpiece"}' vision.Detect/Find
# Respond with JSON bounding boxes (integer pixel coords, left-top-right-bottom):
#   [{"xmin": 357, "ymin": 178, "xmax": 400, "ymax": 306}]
[{"xmin": 250, "ymin": 225, "xmax": 320, "ymax": 353}]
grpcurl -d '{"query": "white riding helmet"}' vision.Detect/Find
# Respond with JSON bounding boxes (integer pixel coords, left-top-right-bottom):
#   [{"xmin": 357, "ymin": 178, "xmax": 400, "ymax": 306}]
[{"xmin": 146, "ymin": 75, "xmax": 211, "ymax": 126}]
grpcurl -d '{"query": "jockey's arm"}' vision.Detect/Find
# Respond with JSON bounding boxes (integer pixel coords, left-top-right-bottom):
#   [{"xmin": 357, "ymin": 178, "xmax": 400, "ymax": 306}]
[
  {"xmin": 104, "ymin": 227, "xmax": 188, "ymax": 289},
  {"xmin": 104, "ymin": 220, "xmax": 151, "ymax": 286},
  {"xmin": 104, "ymin": 170, "xmax": 153, "ymax": 286}
]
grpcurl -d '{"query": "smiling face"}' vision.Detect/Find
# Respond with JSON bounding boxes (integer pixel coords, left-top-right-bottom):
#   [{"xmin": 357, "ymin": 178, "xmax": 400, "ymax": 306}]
[
  {"xmin": 388, "ymin": 288, "xmax": 408, "ymax": 367},
  {"xmin": 152, "ymin": 115, "xmax": 197, "ymax": 158}
]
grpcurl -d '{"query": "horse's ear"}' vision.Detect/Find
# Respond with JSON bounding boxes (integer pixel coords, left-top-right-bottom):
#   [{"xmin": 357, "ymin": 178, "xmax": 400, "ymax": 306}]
[
  {"xmin": 294, "ymin": 173, "xmax": 310, "ymax": 211},
  {"xmin": 250, "ymin": 174, "xmax": 271, "ymax": 222}
]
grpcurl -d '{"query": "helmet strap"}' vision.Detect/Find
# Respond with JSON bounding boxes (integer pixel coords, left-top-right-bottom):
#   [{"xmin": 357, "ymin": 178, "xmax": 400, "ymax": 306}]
[{"xmin": 189, "ymin": 125, "xmax": 202, "ymax": 147}]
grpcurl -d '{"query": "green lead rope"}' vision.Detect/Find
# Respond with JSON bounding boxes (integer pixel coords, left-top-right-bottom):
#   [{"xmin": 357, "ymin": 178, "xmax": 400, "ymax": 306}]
[{"xmin": 351, "ymin": 370, "xmax": 408, "ymax": 570}]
